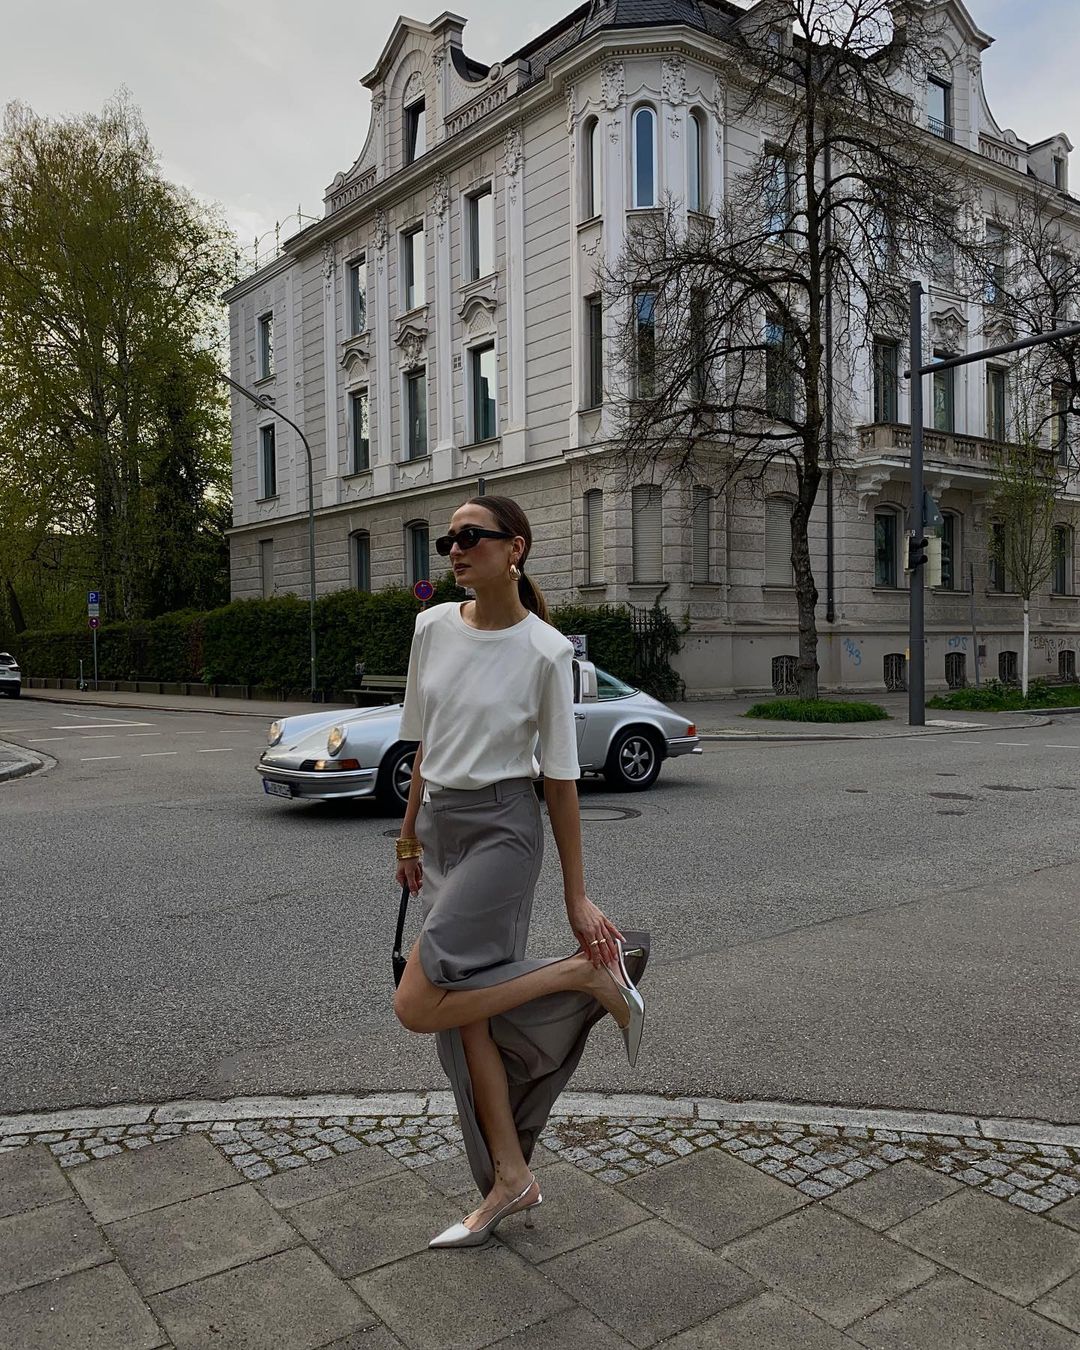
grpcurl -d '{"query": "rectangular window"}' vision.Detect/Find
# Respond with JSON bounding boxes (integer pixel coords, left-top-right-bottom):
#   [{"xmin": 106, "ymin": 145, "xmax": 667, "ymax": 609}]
[
  {"xmin": 873, "ymin": 338, "xmax": 899, "ymax": 423},
  {"xmin": 352, "ymin": 533, "xmax": 371, "ymax": 592},
  {"xmin": 986, "ymin": 368, "xmax": 1006, "ymax": 442},
  {"xmin": 259, "ymin": 424, "xmax": 277, "ymax": 498},
  {"xmin": 349, "ymin": 390, "xmax": 370, "ymax": 473},
  {"xmin": 763, "ymin": 148, "xmax": 793, "ymax": 236},
  {"xmin": 467, "ymin": 188, "xmax": 495, "ymax": 281},
  {"xmin": 404, "ymin": 100, "xmax": 426, "ymax": 165},
  {"xmin": 406, "ymin": 370, "xmax": 427, "ymax": 459},
  {"xmin": 765, "ymin": 498, "xmax": 793, "ymax": 586},
  {"xmin": 631, "ymin": 485, "xmax": 663, "ymax": 583},
  {"xmin": 347, "ymin": 258, "xmax": 366, "ymax": 335},
  {"xmin": 869, "ymin": 207, "xmax": 895, "ymax": 273},
  {"xmin": 1055, "ymin": 155, "xmax": 1067, "ymax": 189},
  {"xmin": 586, "ymin": 295, "xmax": 603, "ymax": 409},
  {"xmin": 470, "ymin": 343, "xmax": 497, "ymax": 442},
  {"xmin": 1051, "ymin": 251, "xmax": 1069, "ymax": 325},
  {"xmin": 933, "ymin": 209, "xmax": 956, "ymax": 287},
  {"xmin": 765, "ymin": 317, "xmax": 795, "ymax": 419},
  {"xmin": 984, "ymin": 223, "xmax": 1006, "ymax": 306},
  {"xmin": 940, "ymin": 514, "xmax": 956, "ymax": 590},
  {"xmin": 690, "ymin": 289, "xmax": 709, "ymax": 402},
  {"xmin": 927, "ymin": 77, "xmax": 953, "ymax": 140},
  {"xmin": 1054, "ymin": 525, "xmax": 1073, "ymax": 594},
  {"xmin": 874, "ymin": 511, "xmax": 897, "ymax": 587},
  {"xmin": 692, "ymin": 486, "xmax": 711, "ymax": 584},
  {"xmin": 989, "ymin": 521, "xmax": 1007, "ymax": 592},
  {"xmin": 257, "ymin": 313, "xmax": 273, "ymax": 379},
  {"xmin": 932, "ymin": 352, "xmax": 955, "ymax": 432},
  {"xmin": 408, "ymin": 524, "xmax": 429, "ymax": 587},
  {"xmin": 402, "ymin": 226, "xmax": 425, "ymax": 310},
  {"xmin": 259, "ymin": 539, "xmax": 274, "ymax": 599},
  {"xmin": 585, "ymin": 489, "xmax": 604, "ymax": 583},
  {"xmin": 1053, "ymin": 383, "xmax": 1070, "ymax": 465},
  {"xmin": 634, "ymin": 291, "xmax": 657, "ymax": 399}
]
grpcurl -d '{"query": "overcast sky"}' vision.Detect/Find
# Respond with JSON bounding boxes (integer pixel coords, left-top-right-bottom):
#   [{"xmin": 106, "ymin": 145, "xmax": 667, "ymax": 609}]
[{"xmin": 1, "ymin": 1, "xmax": 1076, "ymax": 256}]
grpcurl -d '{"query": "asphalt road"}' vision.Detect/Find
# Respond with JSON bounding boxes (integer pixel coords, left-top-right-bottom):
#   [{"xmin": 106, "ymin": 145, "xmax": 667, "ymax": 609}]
[{"xmin": 2, "ymin": 696, "xmax": 1079, "ymax": 1123}]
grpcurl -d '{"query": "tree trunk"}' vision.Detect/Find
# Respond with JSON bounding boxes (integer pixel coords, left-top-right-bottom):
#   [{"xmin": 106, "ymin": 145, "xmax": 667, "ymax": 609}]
[
  {"xmin": 1022, "ymin": 599, "xmax": 1030, "ymax": 696},
  {"xmin": 3, "ymin": 576, "xmax": 27, "ymax": 634},
  {"xmin": 791, "ymin": 484, "xmax": 821, "ymax": 700}
]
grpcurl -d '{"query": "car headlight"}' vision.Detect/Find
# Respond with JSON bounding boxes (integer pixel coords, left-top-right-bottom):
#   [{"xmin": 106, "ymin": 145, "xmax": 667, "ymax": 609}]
[
  {"xmin": 327, "ymin": 725, "xmax": 347, "ymax": 757},
  {"xmin": 267, "ymin": 720, "xmax": 285, "ymax": 747}
]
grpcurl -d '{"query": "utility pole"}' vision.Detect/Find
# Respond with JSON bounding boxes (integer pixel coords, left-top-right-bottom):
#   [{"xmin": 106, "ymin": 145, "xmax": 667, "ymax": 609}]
[
  {"xmin": 908, "ymin": 282, "xmax": 926, "ymax": 725},
  {"xmin": 219, "ymin": 373, "xmax": 319, "ymax": 702}
]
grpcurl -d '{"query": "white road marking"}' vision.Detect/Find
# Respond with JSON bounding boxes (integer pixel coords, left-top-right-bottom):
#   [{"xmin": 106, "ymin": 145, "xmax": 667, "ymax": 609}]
[
  {"xmin": 995, "ymin": 742, "xmax": 1030, "ymax": 746},
  {"xmin": 196, "ymin": 748, "xmax": 233, "ymax": 753},
  {"xmin": 177, "ymin": 730, "xmax": 211, "ymax": 735},
  {"xmin": 127, "ymin": 732, "xmax": 162, "ymax": 738},
  {"xmin": 1046, "ymin": 744, "xmax": 1080, "ymax": 749},
  {"xmin": 81, "ymin": 755, "xmax": 123, "ymax": 762},
  {"xmin": 79, "ymin": 734, "xmax": 117, "ymax": 739},
  {"xmin": 140, "ymin": 751, "xmax": 178, "ymax": 758},
  {"xmin": 27, "ymin": 737, "xmax": 66, "ymax": 742},
  {"xmin": 54, "ymin": 721, "xmax": 152, "ymax": 730}
]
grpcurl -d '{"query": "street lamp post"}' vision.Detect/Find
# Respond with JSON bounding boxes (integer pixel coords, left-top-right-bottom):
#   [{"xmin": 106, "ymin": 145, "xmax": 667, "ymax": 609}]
[
  {"xmin": 219, "ymin": 372, "xmax": 319, "ymax": 702},
  {"xmin": 905, "ymin": 295, "xmax": 1080, "ymax": 725}
]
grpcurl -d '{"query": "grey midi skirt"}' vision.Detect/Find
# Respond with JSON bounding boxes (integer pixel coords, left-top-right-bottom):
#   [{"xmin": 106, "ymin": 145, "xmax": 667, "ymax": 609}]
[{"xmin": 413, "ymin": 776, "xmax": 650, "ymax": 1197}]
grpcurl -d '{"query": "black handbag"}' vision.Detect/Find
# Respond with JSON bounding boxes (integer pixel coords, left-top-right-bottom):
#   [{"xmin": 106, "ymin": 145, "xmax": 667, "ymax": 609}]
[{"xmin": 392, "ymin": 881, "xmax": 410, "ymax": 987}]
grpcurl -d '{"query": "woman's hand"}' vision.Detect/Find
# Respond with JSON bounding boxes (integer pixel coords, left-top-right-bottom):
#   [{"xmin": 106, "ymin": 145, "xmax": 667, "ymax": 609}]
[
  {"xmin": 396, "ymin": 857, "xmax": 423, "ymax": 897},
  {"xmin": 566, "ymin": 895, "xmax": 624, "ymax": 968}
]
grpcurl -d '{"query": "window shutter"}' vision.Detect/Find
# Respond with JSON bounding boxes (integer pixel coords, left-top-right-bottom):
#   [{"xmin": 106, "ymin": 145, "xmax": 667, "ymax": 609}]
[
  {"xmin": 585, "ymin": 490, "xmax": 604, "ymax": 583},
  {"xmin": 765, "ymin": 498, "xmax": 792, "ymax": 585},
  {"xmin": 692, "ymin": 487, "xmax": 710, "ymax": 583},
  {"xmin": 631, "ymin": 485, "xmax": 662, "ymax": 582}
]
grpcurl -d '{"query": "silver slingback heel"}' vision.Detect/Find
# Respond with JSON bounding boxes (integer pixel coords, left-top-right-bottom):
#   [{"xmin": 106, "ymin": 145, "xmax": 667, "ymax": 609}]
[
  {"xmin": 603, "ymin": 938, "xmax": 646, "ymax": 1069},
  {"xmin": 428, "ymin": 1179, "xmax": 543, "ymax": 1249}
]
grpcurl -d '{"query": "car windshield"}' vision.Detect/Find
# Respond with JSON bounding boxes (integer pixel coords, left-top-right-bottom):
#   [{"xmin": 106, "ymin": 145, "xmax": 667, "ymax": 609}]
[
  {"xmin": 595, "ymin": 667, "xmax": 638, "ymax": 700},
  {"xmin": 0, "ymin": 653, "xmax": 17, "ymax": 667}
]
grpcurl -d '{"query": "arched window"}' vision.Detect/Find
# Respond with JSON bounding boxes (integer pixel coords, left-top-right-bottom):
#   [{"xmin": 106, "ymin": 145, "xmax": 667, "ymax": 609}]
[
  {"xmin": 584, "ymin": 489, "xmax": 604, "ymax": 583},
  {"xmin": 405, "ymin": 520, "xmax": 429, "ymax": 587},
  {"xmin": 688, "ymin": 110, "xmax": 706, "ymax": 212},
  {"xmin": 874, "ymin": 508, "xmax": 900, "ymax": 587},
  {"xmin": 583, "ymin": 116, "xmax": 601, "ymax": 219},
  {"xmin": 632, "ymin": 106, "xmax": 657, "ymax": 209},
  {"xmin": 350, "ymin": 530, "xmax": 371, "ymax": 592},
  {"xmin": 764, "ymin": 496, "xmax": 794, "ymax": 586}
]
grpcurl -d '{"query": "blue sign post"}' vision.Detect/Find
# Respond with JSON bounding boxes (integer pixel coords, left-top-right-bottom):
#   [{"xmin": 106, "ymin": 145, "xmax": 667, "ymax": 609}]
[
  {"xmin": 413, "ymin": 580, "xmax": 434, "ymax": 606},
  {"xmin": 87, "ymin": 591, "xmax": 101, "ymax": 688}
]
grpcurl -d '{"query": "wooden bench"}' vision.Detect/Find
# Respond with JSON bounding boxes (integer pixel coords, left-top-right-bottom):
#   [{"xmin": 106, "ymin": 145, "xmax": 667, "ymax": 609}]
[{"xmin": 343, "ymin": 675, "xmax": 407, "ymax": 707}]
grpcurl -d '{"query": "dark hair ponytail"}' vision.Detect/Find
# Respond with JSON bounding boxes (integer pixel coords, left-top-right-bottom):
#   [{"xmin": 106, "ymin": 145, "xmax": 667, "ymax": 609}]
[{"xmin": 464, "ymin": 494, "xmax": 550, "ymax": 623}]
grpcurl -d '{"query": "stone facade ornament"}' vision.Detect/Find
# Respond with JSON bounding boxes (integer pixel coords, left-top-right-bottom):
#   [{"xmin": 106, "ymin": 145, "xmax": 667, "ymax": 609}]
[
  {"xmin": 662, "ymin": 56, "xmax": 687, "ymax": 105},
  {"xmin": 601, "ymin": 61, "xmax": 624, "ymax": 112},
  {"xmin": 403, "ymin": 71, "xmax": 425, "ymax": 104},
  {"xmin": 504, "ymin": 125, "xmax": 523, "ymax": 204},
  {"xmin": 322, "ymin": 243, "xmax": 335, "ymax": 295},
  {"xmin": 396, "ymin": 319, "xmax": 429, "ymax": 370},
  {"xmin": 374, "ymin": 209, "xmax": 389, "ymax": 253},
  {"xmin": 432, "ymin": 173, "xmax": 450, "ymax": 240},
  {"xmin": 931, "ymin": 308, "xmax": 966, "ymax": 353},
  {"xmin": 565, "ymin": 84, "xmax": 576, "ymax": 134}
]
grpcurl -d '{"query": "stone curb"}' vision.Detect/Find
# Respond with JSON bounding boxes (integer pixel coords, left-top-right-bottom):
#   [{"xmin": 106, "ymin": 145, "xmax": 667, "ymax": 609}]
[
  {"xmin": 700, "ymin": 715, "xmax": 1051, "ymax": 742},
  {"xmin": 23, "ymin": 691, "xmax": 293, "ymax": 720},
  {"xmin": 4, "ymin": 1092, "xmax": 1079, "ymax": 1149},
  {"xmin": 0, "ymin": 739, "xmax": 44, "ymax": 783}
]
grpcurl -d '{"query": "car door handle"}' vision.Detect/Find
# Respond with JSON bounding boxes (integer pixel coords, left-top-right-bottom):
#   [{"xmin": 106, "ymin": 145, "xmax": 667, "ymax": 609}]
[{"xmin": 574, "ymin": 713, "xmax": 586, "ymax": 720}]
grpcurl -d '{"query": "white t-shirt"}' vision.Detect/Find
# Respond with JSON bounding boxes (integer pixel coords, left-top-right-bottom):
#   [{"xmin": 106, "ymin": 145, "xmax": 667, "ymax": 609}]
[{"xmin": 399, "ymin": 601, "xmax": 580, "ymax": 790}]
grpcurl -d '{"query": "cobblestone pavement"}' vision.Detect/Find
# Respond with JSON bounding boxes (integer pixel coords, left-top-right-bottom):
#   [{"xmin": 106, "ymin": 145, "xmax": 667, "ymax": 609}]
[{"xmin": 4, "ymin": 1100, "xmax": 1079, "ymax": 1216}]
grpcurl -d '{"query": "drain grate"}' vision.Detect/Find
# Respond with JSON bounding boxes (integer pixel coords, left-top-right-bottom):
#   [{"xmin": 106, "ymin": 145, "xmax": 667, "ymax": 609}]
[{"xmin": 579, "ymin": 806, "xmax": 641, "ymax": 822}]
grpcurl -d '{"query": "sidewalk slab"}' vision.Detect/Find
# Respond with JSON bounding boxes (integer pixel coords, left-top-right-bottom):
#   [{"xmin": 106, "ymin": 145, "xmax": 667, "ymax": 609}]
[
  {"xmin": 68, "ymin": 1133, "xmax": 241, "ymax": 1224},
  {"xmin": 849, "ymin": 1271, "xmax": 1080, "ymax": 1350},
  {"xmin": 0, "ymin": 1262, "xmax": 168, "ymax": 1350},
  {"xmin": 0, "ymin": 1146, "xmax": 72, "ymax": 1219},
  {"xmin": 822, "ymin": 1160, "xmax": 962, "ymax": 1232},
  {"xmin": 0, "ymin": 1199, "xmax": 109, "ymax": 1296},
  {"xmin": 889, "ymin": 1187, "xmax": 1080, "ymax": 1304},
  {"xmin": 498, "ymin": 1161, "xmax": 651, "ymax": 1262},
  {"xmin": 662, "ymin": 1291, "xmax": 859, "ymax": 1349},
  {"xmin": 149, "ymin": 1246, "xmax": 375, "ymax": 1350}
]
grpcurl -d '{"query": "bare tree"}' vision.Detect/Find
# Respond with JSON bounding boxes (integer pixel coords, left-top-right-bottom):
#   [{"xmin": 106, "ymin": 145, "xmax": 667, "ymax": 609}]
[{"xmin": 598, "ymin": 0, "xmax": 981, "ymax": 697}]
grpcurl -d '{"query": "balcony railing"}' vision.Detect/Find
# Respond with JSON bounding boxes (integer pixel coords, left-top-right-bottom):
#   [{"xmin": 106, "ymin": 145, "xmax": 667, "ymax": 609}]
[
  {"xmin": 927, "ymin": 117, "xmax": 955, "ymax": 143},
  {"xmin": 858, "ymin": 422, "xmax": 1036, "ymax": 470}
]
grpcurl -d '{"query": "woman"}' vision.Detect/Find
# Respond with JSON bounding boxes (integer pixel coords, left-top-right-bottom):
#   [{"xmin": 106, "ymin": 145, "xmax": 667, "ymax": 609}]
[{"xmin": 393, "ymin": 494, "xmax": 649, "ymax": 1249}]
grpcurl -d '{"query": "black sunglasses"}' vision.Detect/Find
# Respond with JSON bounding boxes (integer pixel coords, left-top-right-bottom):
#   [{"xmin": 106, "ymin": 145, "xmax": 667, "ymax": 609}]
[{"xmin": 434, "ymin": 526, "xmax": 513, "ymax": 556}]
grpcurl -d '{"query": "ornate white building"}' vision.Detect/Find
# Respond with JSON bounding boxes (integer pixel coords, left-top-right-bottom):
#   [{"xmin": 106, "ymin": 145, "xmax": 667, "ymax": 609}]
[{"xmin": 225, "ymin": 0, "xmax": 1080, "ymax": 695}]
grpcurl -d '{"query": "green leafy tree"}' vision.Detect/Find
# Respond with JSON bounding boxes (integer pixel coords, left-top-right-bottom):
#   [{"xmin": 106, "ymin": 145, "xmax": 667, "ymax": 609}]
[{"xmin": 0, "ymin": 93, "xmax": 236, "ymax": 629}]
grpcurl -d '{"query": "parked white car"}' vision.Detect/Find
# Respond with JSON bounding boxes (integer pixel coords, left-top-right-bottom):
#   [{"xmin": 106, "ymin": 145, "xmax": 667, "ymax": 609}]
[
  {"xmin": 257, "ymin": 660, "xmax": 701, "ymax": 808},
  {"xmin": 0, "ymin": 653, "xmax": 21, "ymax": 698}
]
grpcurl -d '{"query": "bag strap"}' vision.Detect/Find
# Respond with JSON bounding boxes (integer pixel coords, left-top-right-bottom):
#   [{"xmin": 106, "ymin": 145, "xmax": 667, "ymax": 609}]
[{"xmin": 393, "ymin": 881, "xmax": 410, "ymax": 970}]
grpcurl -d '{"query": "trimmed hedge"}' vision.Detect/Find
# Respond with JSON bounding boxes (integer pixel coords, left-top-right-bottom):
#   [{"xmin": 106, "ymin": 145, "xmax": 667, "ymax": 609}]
[
  {"xmin": 15, "ymin": 582, "xmax": 682, "ymax": 700},
  {"xmin": 746, "ymin": 698, "xmax": 889, "ymax": 723},
  {"xmin": 927, "ymin": 678, "xmax": 1080, "ymax": 712}
]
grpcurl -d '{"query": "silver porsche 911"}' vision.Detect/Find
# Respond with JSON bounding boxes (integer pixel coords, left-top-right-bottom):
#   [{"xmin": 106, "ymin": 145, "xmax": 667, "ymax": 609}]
[{"xmin": 257, "ymin": 660, "xmax": 701, "ymax": 809}]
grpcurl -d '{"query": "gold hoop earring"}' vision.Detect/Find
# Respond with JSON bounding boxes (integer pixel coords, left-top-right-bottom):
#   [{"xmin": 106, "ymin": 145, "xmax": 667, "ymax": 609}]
[{"xmin": 509, "ymin": 563, "xmax": 521, "ymax": 581}]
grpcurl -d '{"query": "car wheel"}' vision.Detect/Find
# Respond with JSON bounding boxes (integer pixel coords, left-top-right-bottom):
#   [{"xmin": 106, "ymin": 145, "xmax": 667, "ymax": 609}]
[
  {"xmin": 603, "ymin": 728, "xmax": 661, "ymax": 791},
  {"xmin": 377, "ymin": 743, "xmax": 416, "ymax": 812},
  {"xmin": 8, "ymin": 687, "xmax": 18, "ymax": 699}
]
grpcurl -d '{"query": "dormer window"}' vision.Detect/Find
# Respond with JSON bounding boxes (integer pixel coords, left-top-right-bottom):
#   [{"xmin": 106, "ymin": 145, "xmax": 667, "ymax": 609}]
[
  {"xmin": 1054, "ymin": 155, "xmax": 1067, "ymax": 190},
  {"xmin": 927, "ymin": 78, "xmax": 953, "ymax": 142},
  {"xmin": 404, "ymin": 98, "xmax": 426, "ymax": 166}
]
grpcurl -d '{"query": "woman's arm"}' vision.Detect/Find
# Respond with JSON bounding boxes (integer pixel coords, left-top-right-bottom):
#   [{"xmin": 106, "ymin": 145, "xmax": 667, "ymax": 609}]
[{"xmin": 543, "ymin": 778, "xmax": 623, "ymax": 963}]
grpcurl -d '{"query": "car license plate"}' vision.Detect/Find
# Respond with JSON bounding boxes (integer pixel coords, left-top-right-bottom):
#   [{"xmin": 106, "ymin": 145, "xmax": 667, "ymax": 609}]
[{"xmin": 263, "ymin": 780, "xmax": 293, "ymax": 799}]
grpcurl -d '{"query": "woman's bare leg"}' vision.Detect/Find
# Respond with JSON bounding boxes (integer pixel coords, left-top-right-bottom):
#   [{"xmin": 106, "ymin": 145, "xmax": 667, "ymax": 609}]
[
  {"xmin": 394, "ymin": 948, "xmax": 626, "ymax": 1035},
  {"xmin": 458, "ymin": 1020, "xmax": 538, "ymax": 1228}
]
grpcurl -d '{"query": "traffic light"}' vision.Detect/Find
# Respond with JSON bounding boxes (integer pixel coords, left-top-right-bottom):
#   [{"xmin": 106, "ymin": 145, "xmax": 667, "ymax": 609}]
[
  {"xmin": 905, "ymin": 532, "xmax": 928, "ymax": 572},
  {"xmin": 927, "ymin": 534, "xmax": 943, "ymax": 588}
]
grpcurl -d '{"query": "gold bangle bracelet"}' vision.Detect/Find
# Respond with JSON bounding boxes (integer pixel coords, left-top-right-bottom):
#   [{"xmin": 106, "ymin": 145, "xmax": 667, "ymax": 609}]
[{"xmin": 395, "ymin": 839, "xmax": 423, "ymax": 860}]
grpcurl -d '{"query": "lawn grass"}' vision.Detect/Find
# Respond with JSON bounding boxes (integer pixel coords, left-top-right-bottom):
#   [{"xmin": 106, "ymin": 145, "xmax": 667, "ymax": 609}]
[
  {"xmin": 745, "ymin": 698, "xmax": 890, "ymax": 723},
  {"xmin": 927, "ymin": 679, "xmax": 1080, "ymax": 712}
]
